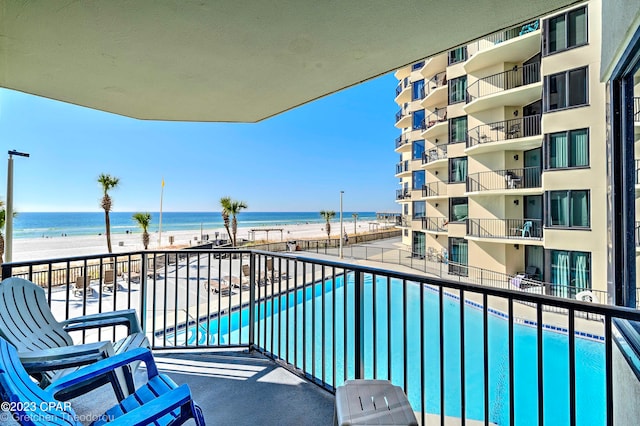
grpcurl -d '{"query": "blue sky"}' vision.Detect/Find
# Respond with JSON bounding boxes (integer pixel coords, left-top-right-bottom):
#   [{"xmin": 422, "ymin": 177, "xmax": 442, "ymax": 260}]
[{"xmin": 0, "ymin": 72, "xmax": 399, "ymax": 213}]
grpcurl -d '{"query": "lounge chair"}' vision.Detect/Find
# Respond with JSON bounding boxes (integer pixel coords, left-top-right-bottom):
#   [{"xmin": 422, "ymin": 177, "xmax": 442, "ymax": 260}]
[
  {"xmin": 204, "ymin": 279, "xmax": 231, "ymax": 295},
  {"xmin": 102, "ymin": 269, "xmax": 116, "ymax": 292},
  {"xmin": 0, "ymin": 277, "xmax": 150, "ymax": 400},
  {"xmin": 73, "ymin": 275, "xmax": 90, "ymax": 297},
  {"xmin": 242, "ymin": 264, "xmax": 268, "ymax": 286},
  {"xmin": 0, "ymin": 338, "xmax": 205, "ymax": 425}
]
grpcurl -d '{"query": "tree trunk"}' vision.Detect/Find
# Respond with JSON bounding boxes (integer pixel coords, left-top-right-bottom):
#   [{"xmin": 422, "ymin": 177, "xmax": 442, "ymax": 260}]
[
  {"xmin": 232, "ymin": 216, "xmax": 238, "ymax": 247},
  {"xmin": 105, "ymin": 211, "xmax": 112, "ymax": 253},
  {"xmin": 142, "ymin": 231, "xmax": 149, "ymax": 250},
  {"xmin": 326, "ymin": 221, "xmax": 331, "ymax": 242}
]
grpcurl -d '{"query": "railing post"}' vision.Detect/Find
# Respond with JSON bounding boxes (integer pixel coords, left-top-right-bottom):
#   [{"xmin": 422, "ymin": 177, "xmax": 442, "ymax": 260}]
[
  {"xmin": 139, "ymin": 252, "xmax": 148, "ymax": 333},
  {"xmin": 1, "ymin": 263, "xmax": 12, "ymax": 280},
  {"xmin": 354, "ymin": 270, "xmax": 365, "ymax": 379},
  {"xmin": 248, "ymin": 253, "xmax": 256, "ymax": 349}
]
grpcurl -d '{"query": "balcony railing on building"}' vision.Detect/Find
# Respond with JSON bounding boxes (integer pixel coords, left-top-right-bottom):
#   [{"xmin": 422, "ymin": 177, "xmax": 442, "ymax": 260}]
[
  {"xmin": 420, "ymin": 71, "xmax": 447, "ymax": 99},
  {"xmin": 466, "ymin": 62, "xmax": 540, "ymax": 103},
  {"xmin": 395, "ymin": 160, "xmax": 409, "ymax": 175},
  {"xmin": 467, "ymin": 166, "xmax": 541, "ymax": 192},
  {"xmin": 420, "ymin": 108, "xmax": 447, "ymax": 131},
  {"xmin": 422, "ymin": 145, "xmax": 448, "ymax": 165},
  {"xmin": 467, "ymin": 20, "xmax": 539, "ymax": 57},
  {"xmin": 636, "ymin": 221, "xmax": 640, "ymax": 247},
  {"xmin": 467, "ymin": 114, "xmax": 541, "ymax": 148},
  {"xmin": 467, "ymin": 218, "xmax": 543, "ymax": 240},
  {"xmin": 2, "ymin": 243, "xmax": 639, "ymax": 425},
  {"xmin": 422, "ymin": 216, "xmax": 448, "ymax": 232},
  {"xmin": 422, "ymin": 181, "xmax": 447, "ymax": 198},
  {"xmin": 395, "ymin": 77, "xmax": 409, "ymax": 97},
  {"xmin": 636, "ymin": 159, "xmax": 640, "ymax": 185},
  {"xmin": 634, "ymin": 96, "xmax": 640, "ymax": 121},
  {"xmin": 394, "ymin": 135, "xmax": 409, "ymax": 150},
  {"xmin": 396, "ymin": 188, "xmax": 410, "ymax": 200}
]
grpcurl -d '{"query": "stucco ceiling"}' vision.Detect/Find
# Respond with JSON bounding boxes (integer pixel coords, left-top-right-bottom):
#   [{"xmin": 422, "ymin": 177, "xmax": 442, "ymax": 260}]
[{"xmin": 0, "ymin": 0, "xmax": 580, "ymax": 122}]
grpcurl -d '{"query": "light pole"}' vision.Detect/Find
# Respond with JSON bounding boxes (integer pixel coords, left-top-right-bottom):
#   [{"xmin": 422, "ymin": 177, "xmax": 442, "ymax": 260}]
[
  {"xmin": 339, "ymin": 190, "xmax": 344, "ymax": 259},
  {"xmin": 6, "ymin": 150, "xmax": 30, "ymax": 263}
]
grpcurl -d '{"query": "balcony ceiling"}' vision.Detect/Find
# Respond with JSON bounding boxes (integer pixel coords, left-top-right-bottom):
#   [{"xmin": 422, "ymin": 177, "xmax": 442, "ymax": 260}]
[{"xmin": 0, "ymin": 0, "xmax": 579, "ymax": 122}]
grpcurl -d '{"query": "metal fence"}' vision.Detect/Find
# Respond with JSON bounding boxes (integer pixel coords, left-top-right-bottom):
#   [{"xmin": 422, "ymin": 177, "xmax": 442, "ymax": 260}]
[
  {"xmin": 466, "ymin": 62, "xmax": 540, "ymax": 103},
  {"xmin": 467, "ymin": 166, "xmax": 542, "ymax": 192},
  {"xmin": 467, "ymin": 114, "xmax": 541, "ymax": 148},
  {"xmin": 467, "ymin": 218, "xmax": 543, "ymax": 240},
  {"xmin": 467, "ymin": 20, "xmax": 539, "ymax": 57},
  {"xmin": 2, "ymin": 247, "xmax": 639, "ymax": 425}
]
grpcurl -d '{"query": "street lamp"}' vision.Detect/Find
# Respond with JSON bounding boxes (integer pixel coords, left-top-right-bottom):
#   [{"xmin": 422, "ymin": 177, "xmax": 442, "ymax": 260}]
[
  {"xmin": 339, "ymin": 190, "xmax": 344, "ymax": 259},
  {"xmin": 6, "ymin": 150, "xmax": 30, "ymax": 263}
]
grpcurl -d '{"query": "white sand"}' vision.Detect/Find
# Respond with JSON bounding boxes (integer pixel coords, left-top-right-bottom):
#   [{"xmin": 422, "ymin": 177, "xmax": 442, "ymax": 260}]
[{"xmin": 11, "ymin": 220, "xmax": 394, "ymax": 262}]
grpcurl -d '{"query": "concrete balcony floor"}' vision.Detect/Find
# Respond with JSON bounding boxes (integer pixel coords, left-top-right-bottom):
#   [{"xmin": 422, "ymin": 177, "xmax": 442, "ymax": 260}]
[{"xmin": 18, "ymin": 350, "xmax": 336, "ymax": 426}]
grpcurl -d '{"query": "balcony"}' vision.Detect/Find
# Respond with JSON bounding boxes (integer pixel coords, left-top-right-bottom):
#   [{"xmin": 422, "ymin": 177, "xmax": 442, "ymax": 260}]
[
  {"xmin": 2, "ymin": 245, "xmax": 639, "ymax": 425},
  {"xmin": 395, "ymin": 160, "xmax": 410, "ymax": 177},
  {"xmin": 395, "ymin": 76, "xmax": 411, "ymax": 104},
  {"xmin": 420, "ymin": 108, "xmax": 448, "ymax": 139},
  {"xmin": 422, "ymin": 181, "xmax": 448, "ymax": 198},
  {"xmin": 420, "ymin": 71, "xmax": 448, "ymax": 109},
  {"xmin": 465, "ymin": 20, "xmax": 541, "ymax": 73},
  {"xmin": 635, "ymin": 97, "xmax": 640, "ymax": 139},
  {"xmin": 422, "ymin": 145, "xmax": 448, "ymax": 169},
  {"xmin": 465, "ymin": 62, "xmax": 541, "ymax": 114},
  {"xmin": 422, "ymin": 216, "xmax": 448, "ymax": 233},
  {"xmin": 394, "ymin": 134, "xmax": 411, "ymax": 152},
  {"xmin": 396, "ymin": 188, "xmax": 410, "ymax": 200},
  {"xmin": 467, "ymin": 218, "xmax": 543, "ymax": 242},
  {"xmin": 394, "ymin": 106, "xmax": 412, "ymax": 129},
  {"xmin": 636, "ymin": 159, "xmax": 640, "ymax": 196},
  {"xmin": 466, "ymin": 166, "xmax": 542, "ymax": 195},
  {"xmin": 466, "ymin": 115, "xmax": 542, "ymax": 154}
]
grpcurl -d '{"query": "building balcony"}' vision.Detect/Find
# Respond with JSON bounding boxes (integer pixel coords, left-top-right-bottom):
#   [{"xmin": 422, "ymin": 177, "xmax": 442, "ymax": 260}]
[
  {"xmin": 466, "ymin": 114, "xmax": 542, "ymax": 154},
  {"xmin": 420, "ymin": 108, "xmax": 448, "ymax": 138},
  {"xmin": 464, "ymin": 20, "xmax": 540, "ymax": 73},
  {"xmin": 422, "ymin": 216, "xmax": 448, "ymax": 233},
  {"xmin": 466, "ymin": 218, "xmax": 543, "ymax": 243},
  {"xmin": 636, "ymin": 159, "xmax": 640, "ymax": 197},
  {"xmin": 422, "ymin": 181, "xmax": 448, "ymax": 199},
  {"xmin": 395, "ymin": 77, "xmax": 411, "ymax": 104},
  {"xmin": 394, "ymin": 107, "xmax": 412, "ymax": 129},
  {"xmin": 465, "ymin": 62, "xmax": 541, "ymax": 114},
  {"xmin": 2, "ymin": 246, "xmax": 639, "ymax": 425},
  {"xmin": 466, "ymin": 167, "xmax": 542, "ymax": 195},
  {"xmin": 420, "ymin": 71, "xmax": 448, "ymax": 109},
  {"xmin": 396, "ymin": 188, "xmax": 410, "ymax": 201},
  {"xmin": 395, "ymin": 160, "xmax": 410, "ymax": 177},
  {"xmin": 635, "ymin": 97, "xmax": 640, "ymax": 140},
  {"xmin": 422, "ymin": 145, "xmax": 448, "ymax": 169},
  {"xmin": 394, "ymin": 135, "xmax": 411, "ymax": 152},
  {"xmin": 419, "ymin": 54, "xmax": 447, "ymax": 80}
]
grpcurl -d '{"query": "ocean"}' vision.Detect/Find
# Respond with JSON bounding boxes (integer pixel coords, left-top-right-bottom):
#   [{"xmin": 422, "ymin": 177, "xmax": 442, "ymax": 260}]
[{"xmin": 12, "ymin": 212, "xmax": 380, "ymax": 239}]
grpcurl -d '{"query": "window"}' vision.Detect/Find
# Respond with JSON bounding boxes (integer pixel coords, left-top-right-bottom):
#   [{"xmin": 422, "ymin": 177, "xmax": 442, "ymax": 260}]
[
  {"xmin": 413, "ymin": 201, "xmax": 426, "ymax": 219},
  {"xmin": 412, "ymin": 109, "xmax": 425, "ymax": 130},
  {"xmin": 449, "ymin": 238, "xmax": 468, "ymax": 276},
  {"xmin": 449, "ymin": 198, "xmax": 468, "ymax": 222},
  {"xmin": 449, "ymin": 157, "xmax": 467, "ymax": 183},
  {"xmin": 412, "ymin": 170, "xmax": 425, "ymax": 190},
  {"xmin": 412, "ymin": 140, "xmax": 425, "ymax": 160},
  {"xmin": 545, "ymin": 129, "xmax": 589, "ymax": 169},
  {"xmin": 547, "ymin": 190, "xmax": 589, "ymax": 227},
  {"xmin": 544, "ymin": 67, "xmax": 588, "ymax": 111},
  {"xmin": 411, "ymin": 61, "xmax": 425, "ymax": 71},
  {"xmin": 412, "ymin": 80, "xmax": 425, "ymax": 101},
  {"xmin": 412, "ymin": 232, "xmax": 426, "ymax": 258},
  {"xmin": 547, "ymin": 250, "xmax": 590, "ymax": 297},
  {"xmin": 448, "ymin": 76, "xmax": 467, "ymax": 104},
  {"xmin": 448, "ymin": 47, "xmax": 467, "ymax": 65},
  {"xmin": 449, "ymin": 116, "xmax": 467, "ymax": 143},
  {"xmin": 544, "ymin": 6, "xmax": 587, "ymax": 55}
]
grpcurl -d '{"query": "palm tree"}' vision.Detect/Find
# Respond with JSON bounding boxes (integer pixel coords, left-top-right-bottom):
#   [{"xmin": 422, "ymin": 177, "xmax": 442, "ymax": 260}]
[
  {"xmin": 220, "ymin": 197, "xmax": 248, "ymax": 247},
  {"xmin": 352, "ymin": 212, "xmax": 358, "ymax": 234},
  {"xmin": 98, "ymin": 173, "xmax": 120, "ymax": 253},
  {"xmin": 320, "ymin": 210, "xmax": 335, "ymax": 242},
  {"xmin": 0, "ymin": 202, "xmax": 6, "ymax": 268},
  {"xmin": 132, "ymin": 212, "xmax": 152, "ymax": 249}
]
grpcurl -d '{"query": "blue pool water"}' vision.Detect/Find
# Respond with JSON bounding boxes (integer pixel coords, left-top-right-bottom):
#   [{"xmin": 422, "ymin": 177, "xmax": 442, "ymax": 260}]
[{"xmin": 174, "ymin": 274, "xmax": 605, "ymax": 425}]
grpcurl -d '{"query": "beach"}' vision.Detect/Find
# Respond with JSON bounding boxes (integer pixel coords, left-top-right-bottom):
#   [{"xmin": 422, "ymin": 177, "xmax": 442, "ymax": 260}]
[{"xmin": 11, "ymin": 219, "xmax": 395, "ymax": 262}]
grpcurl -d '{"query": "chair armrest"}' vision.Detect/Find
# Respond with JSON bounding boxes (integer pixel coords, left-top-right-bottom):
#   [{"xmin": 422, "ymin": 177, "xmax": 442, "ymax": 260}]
[
  {"xmin": 19, "ymin": 341, "xmax": 114, "ymax": 373},
  {"xmin": 45, "ymin": 347, "xmax": 158, "ymax": 397},
  {"xmin": 105, "ymin": 385, "xmax": 194, "ymax": 426},
  {"xmin": 62, "ymin": 309, "xmax": 142, "ymax": 334}
]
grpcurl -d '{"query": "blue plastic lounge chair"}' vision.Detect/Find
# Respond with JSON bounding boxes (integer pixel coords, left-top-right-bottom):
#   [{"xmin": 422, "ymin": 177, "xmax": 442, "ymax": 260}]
[
  {"xmin": 0, "ymin": 338, "xmax": 205, "ymax": 426},
  {"xmin": 0, "ymin": 277, "xmax": 149, "ymax": 400}
]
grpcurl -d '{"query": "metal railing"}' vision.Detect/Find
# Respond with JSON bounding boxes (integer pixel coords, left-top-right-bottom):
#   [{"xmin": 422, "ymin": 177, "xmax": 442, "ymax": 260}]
[
  {"xmin": 395, "ymin": 77, "xmax": 409, "ymax": 97},
  {"xmin": 467, "ymin": 166, "xmax": 542, "ymax": 192},
  {"xmin": 634, "ymin": 97, "xmax": 640, "ymax": 121},
  {"xmin": 396, "ymin": 188, "xmax": 410, "ymax": 200},
  {"xmin": 467, "ymin": 114, "xmax": 541, "ymax": 148},
  {"xmin": 467, "ymin": 218, "xmax": 543, "ymax": 240},
  {"xmin": 467, "ymin": 20, "xmax": 539, "ymax": 57},
  {"xmin": 422, "ymin": 181, "xmax": 447, "ymax": 197},
  {"xmin": 636, "ymin": 159, "xmax": 640, "ymax": 185},
  {"xmin": 422, "ymin": 217, "xmax": 448, "ymax": 232},
  {"xmin": 422, "ymin": 145, "xmax": 448, "ymax": 165},
  {"xmin": 395, "ymin": 135, "xmax": 409, "ymax": 149},
  {"xmin": 636, "ymin": 222, "xmax": 640, "ymax": 247},
  {"xmin": 420, "ymin": 107, "xmax": 447, "ymax": 131},
  {"xmin": 466, "ymin": 62, "xmax": 540, "ymax": 103},
  {"xmin": 3, "ymin": 247, "xmax": 638, "ymax": 425},
  {"xmin": 395, "ymin": 160, "xmax": 409, "ymax": 175}
]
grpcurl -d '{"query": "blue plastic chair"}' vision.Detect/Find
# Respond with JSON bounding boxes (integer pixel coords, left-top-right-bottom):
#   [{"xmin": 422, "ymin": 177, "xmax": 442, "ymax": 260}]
[
  {"xmin": 0, "ymin": 338, "xmax": 205, "ymax": 425},
  {"xmin": 521, "ymin": 221, "xmax": 533, "ymax": 237}
]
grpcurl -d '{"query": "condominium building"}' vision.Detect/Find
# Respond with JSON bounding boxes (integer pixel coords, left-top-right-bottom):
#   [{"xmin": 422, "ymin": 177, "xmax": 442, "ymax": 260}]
[{"xmin": 394, "ymin": 0, "xmax": 613, "ymax": 299}]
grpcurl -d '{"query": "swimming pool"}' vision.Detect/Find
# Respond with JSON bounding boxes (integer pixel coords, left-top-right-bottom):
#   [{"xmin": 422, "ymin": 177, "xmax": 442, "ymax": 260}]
[{"xmin": 174, "ymin": 273, "xmax": 605, "ymax": 425}]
